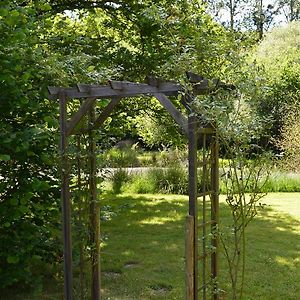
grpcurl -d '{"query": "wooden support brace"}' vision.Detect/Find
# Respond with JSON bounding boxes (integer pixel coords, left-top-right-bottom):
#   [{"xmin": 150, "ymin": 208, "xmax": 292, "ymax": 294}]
[
  {"xmin": 153, "ymin": 93, "xmax": 188, "ymax": 136},
  {"xmin": 66, "ymin": 97, "xmax": 96, "ymax": 136},
  {"xmin": 92, "ymin": 97, "xmax": 122, "ymax": 131},
  {"xmin": 88, "ymin": 106, "xmax": 101, "ymax": 300},
  {"xmin": 210, "ymin": 131, "xmax": 220, "ymax": 300},
  {"xmin": 188, "ymin": 114, "xmax": 198, "ymax": 299}
]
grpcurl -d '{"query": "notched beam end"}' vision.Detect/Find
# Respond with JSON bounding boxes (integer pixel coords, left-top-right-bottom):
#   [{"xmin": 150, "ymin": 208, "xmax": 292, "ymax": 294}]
[
  {"xmin": 47, "ymin": 86, "xmax": 62, "ymax": 99},
  {"xmin": 77, "ymin": 84, "xmax": 89, "ymax": 93},
  {"xmin": 146, "ymin": 76, "xmax": 161, "ymax": 87},
  {"xmin": 109, "ymin": 80, "xmax": 123, "ymax": 90}
]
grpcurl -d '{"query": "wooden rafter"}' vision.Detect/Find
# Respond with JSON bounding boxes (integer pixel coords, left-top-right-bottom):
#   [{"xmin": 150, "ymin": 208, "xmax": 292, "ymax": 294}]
[{"xmin": 48, "ymin": 80, "xmax": 182, "ymax": 100}]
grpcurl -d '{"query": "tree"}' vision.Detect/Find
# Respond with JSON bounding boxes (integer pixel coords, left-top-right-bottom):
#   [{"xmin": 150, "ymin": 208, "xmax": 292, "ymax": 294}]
[
  {"xmin": 277, "ymin": 107, "xmax": 300, "ymax": 171},
  {"xmin": 205, "ymin": 0, "xmax": 283, "ymax": 38},
  {"xmin": 278, "ymin": 0, "xmax": 300, "ymax": 21},
  {"xmin": 251, "ymin": 21, "xmax": 300, "ymax": 142},
  {"xmin": 0, "ymin": 0, "xmax": 89, "ymax": 289},
  {"xmin": 205, "ymin": 0, "xmax": 250, "ymax": 30}
]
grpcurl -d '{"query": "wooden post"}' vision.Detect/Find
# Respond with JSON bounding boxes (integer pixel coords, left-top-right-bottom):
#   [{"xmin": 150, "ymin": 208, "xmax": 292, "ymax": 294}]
[
  {"xmin": 202, "ymin": 133, "xmax": 207, "ymax": 300},
  {"xmin": 88, "ymin": 105, "xmax": 101, "ymax": 300},
  {"xmin": 76, "ymin": 136, "xmax": 85, "ymax": 300},
  {"xmin": 211, "ymin": 130, "xmax": 219, "ymax": 300},
  {"xmin": 188, "ymin": 114, "xmax": 198, "ymax": 300},
  {"xmin": 59, "ymin": 92, "xmax": 73, "ymax": 300},
  {"xmin": 185, "ymin": 215, "xmax": 195, "ymax": 300}
]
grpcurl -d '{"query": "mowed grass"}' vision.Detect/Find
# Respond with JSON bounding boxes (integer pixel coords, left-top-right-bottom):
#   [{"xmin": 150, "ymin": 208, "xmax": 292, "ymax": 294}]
[
  {"xmin": 5, "ymin": 193, "xmax": 300, "ymax": 299},
  {"xmin": 100, "ymin": 193, "xmax": 300, "ymax": 300}
]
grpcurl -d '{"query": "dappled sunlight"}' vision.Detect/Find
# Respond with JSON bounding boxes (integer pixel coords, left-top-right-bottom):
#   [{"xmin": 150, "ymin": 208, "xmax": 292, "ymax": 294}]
[
  {"xmin": 275, "ymin": 256, "xmax": 298, "ymax": 269},
  {"xmin": 275, "ymin": 226, "xmax": 289, "ymax": 232},
  {"xmin": 263, "ymin": 192, "xmax": 300, "ymax": 218},
  {"xmin": 121, "ymin": 250, "xmax": 134, "ymax": 257},
  {"xmin": 257, "ymin": 209, "xmax": 300, "ymax": 233},
  {"xmin": 165, "ymin": 243, "xmax": 180, "ymax": 251},
  {"xmin": 139, "ymin": 214, "xmax": 182, "ymax": 225}
]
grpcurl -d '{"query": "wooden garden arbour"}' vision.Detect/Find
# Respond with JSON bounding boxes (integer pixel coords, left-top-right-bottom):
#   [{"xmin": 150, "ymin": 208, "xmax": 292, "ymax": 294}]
[{"xmin": 48, "ymin": 74, "xmax": 222, "ymax": 300}]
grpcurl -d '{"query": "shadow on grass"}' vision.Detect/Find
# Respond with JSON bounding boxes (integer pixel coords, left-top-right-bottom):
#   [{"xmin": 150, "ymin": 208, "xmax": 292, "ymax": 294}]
[{"xmin": 240, "ymin": 205, "xmax": 300, "ymax": 299}]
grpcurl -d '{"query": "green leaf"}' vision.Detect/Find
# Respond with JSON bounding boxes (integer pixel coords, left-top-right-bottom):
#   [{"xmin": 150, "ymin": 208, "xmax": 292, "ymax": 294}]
[
  {"xmin": 22, "ymin": 72, "xmax": 31, "ymax": 81},
  {"xmin": 19, "ymin": 205, "xmax": 30, "ymax": 214},
  {"xmin": 87, "ymin": 65, "xmax": 95, "ymax": 72},
  {"xmin": 0, "ymin": 8, "xmax": 9, "ymax": 17},
  {"xmin": 10, "ymin": 10, "xmax": 19, "ymax": 18},
  {"xmin": 7, "ymin": 255, "xmax": 20, "ymax": 264},
  {"xmin": 10, "ymin": 198, "xmax": 18, "ymax": 206},
  {"xmin": 41, "ymin": 3, "xmax": 52, "ymax": 11},
  {"xmin": 4, "ymin": 222, "xmax": 11, "ymax": 228},
  {"xmin": 43, "ymin": 116, "xmax": 58, "ymax": 127},
  {"xmin": 0, "ymin": 154, "xmax": 10, "ymax": 161},
  {"xmin": 27, "ymin": 151, "xmax": 35, "ymax": 157}
]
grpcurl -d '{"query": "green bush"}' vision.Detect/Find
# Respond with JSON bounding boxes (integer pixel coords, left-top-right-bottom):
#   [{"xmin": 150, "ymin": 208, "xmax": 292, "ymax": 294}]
[
  {"xmin": 124, "ymin": 175, "xmax": 157, "ymax": 194},
  {"xmin": 99, "ymin": 148, "xmax": 139, "ymax": 168},
  {"xmin": 124, "ymin": 163, "xmax": 189, "ymax": 195},
  {"xmin": 110, "ymin": 169, "xmax": 130, "ymax": 194},
  {"xmin": 0, "ymin": 2, "xmax": 63, "ymax": 289},
  {"xmin": 252, "ymin": 22, "xmax": 300, "ymax": 140},
  {"xmin": 150, "ymin": 163, "xmax": 188, "ymax": 194}
]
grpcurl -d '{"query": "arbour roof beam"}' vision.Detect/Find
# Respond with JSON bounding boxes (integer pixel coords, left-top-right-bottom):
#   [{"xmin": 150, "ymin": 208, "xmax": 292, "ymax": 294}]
[
  {"xmin": 48, "ymin": 78, "xmax": 224, "ymax": 100},
  {"xmin": 48, "ymin": 81, "xmax": 182, "ymax": 100}
]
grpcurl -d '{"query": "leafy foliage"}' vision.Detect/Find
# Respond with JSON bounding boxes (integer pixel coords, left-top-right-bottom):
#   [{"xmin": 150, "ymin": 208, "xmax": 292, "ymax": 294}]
[
  {"xmin": 251, "ymin": 21, "xmax": 300, "ymax": 140},
  {"xmin": 0, "ymin": 1, "xmax": 72, "ymax": 288},
  {"xmin": 277, "ymin": 106, "xmax": 300, "ymax": 171}
]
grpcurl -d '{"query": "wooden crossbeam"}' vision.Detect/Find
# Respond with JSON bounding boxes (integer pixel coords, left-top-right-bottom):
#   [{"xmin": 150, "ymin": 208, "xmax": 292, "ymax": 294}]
[
  {"xmin": 48, "ymin": 79, "xmax": 216, "ymax": 101},
  {"xmin": 48, "ymin": 81, "xmax": 182, "ymax": 100}
]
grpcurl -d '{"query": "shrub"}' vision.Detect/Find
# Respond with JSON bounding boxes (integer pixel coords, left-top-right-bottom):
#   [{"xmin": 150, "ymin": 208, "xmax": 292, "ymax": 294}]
[
  {"xmin": 125, "ymin": 175, "xmax": 156, "ymax": 194},
  {"xmin": 262, "ymin": 172, "xmax": 300, "ymax": 192},
  {"xmin": 124, "ymin": 163, "xmax": 189, "ymax": 195},
  {"xmin": 110, "ymin": 169, "xmax": 130, "ymax": 194},
  {"xmin": 99, "ymin": 147, "xmax": 139, "ymax": 168}
]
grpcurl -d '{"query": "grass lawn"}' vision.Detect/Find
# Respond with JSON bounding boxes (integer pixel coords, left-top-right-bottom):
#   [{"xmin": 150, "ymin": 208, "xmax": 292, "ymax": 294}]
[
  {"xmin": 5, "ymin": 193, "xmax": 300, "ymax": 299},
  {"xmin": 99, "ymin": 192, "xmax": 300, "ymax": 299}
]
